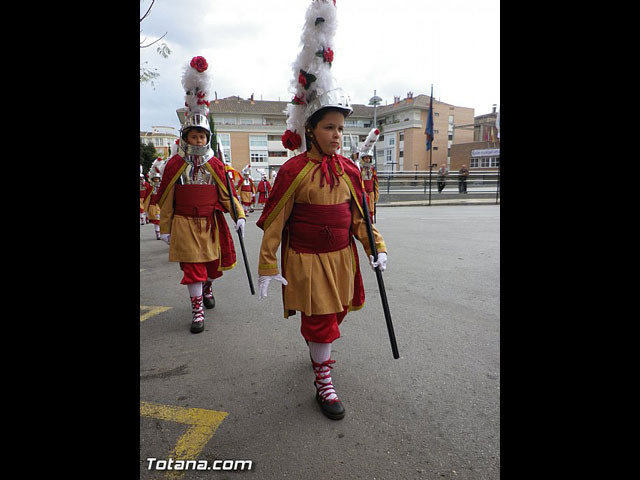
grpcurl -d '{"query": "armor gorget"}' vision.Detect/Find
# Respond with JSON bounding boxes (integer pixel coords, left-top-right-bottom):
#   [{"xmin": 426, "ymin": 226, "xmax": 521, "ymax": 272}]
[{"xmin": 180, "ymin": 154, "xmax": 216, "ymax": 185}]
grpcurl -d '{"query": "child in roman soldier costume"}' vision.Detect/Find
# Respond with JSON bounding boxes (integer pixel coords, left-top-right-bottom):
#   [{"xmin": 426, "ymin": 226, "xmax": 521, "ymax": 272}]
[
  {"xmin": 238, "ymin": 165, "xmax": 257, "ymax": 215},
  {"xmin": 358, "ymin": 128, "xmax": 380, "ymax": 223},
  {"xmin": 156, "ymin": 55, "xmax": 246, "ymax": 334},
  {"xmin": 147, "ymin": 157, "xmax": 168, "ymax": 239},
  {"xmin": 256, "ymin": 169, "xmax": 271, "ymax": 207},
  {"xmin": 256, "ymin": 0, "xmax": 388, "ymax": 421},
  {"xmin": 140, "ymin": 166, "xmax": 152, "ymax": 225}
]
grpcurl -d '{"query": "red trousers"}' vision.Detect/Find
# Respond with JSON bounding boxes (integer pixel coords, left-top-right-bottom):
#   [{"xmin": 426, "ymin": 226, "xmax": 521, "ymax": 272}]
[
  {"xmin": 300, "ymin": 306, "xmax": 348, "ymax": 343},
  {"xmin": 179, "ymin": 261, "xmax": 220, "ymax": 284}
]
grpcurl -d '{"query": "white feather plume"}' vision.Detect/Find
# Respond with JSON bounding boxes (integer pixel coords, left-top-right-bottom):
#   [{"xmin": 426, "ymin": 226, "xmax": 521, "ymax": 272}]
[
  {"xmin": 285, "ymin": 0, "xmax": 339, "ymax": 152},
  {"xmin": 359, "ymin": 128, "xmax": 380, "ymax": 154},
  {"xmin": 181, "ymin": 58, "xmax": 212, "ymax": 117}
]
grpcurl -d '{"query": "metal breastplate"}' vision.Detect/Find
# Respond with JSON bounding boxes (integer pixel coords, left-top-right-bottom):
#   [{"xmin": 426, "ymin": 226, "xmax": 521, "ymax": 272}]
[{"xmin": 179, "ymin": 154, "xmax": 216, "ymax": 185}]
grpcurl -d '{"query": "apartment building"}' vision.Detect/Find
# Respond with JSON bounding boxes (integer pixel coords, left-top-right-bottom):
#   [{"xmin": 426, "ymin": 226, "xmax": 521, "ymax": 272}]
[
  {"xmin": 175, "ymin": 93, "xmax": 475, "ymax": 180},
  {"xmin": 139, "ymin": 126, "xmax": 179, "ymax": 159}
]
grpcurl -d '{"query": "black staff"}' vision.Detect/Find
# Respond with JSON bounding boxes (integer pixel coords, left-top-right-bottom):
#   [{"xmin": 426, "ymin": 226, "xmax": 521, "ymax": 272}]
[
  {"xmin": 224, "ymin": 165, "xmax": 255, "ymax": 295},
  {"xmin": 361, "ymin": 191, "xmax": 399, "ymax": 359}
]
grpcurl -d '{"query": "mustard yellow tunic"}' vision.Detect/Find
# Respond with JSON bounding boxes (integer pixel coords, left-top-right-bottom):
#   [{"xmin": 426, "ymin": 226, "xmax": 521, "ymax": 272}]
[
  {"xmin": 159, "ymin": 178, "xmax": 245, "ymax": 264},
  {"xmin": 258, "ymin": 170, "xmax": 386, "ymax": 317}
]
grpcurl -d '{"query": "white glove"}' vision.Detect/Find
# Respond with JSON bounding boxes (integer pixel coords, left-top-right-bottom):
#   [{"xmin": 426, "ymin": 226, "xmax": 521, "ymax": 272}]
[
  {"xmin": 369, "ymin": 252, "xmax": 387, "ymax": 272},
  {"xmin": 235, "ymin": 218, "xmax": 246, "ymax": 238},
  {"xmin": 159, "ymin": 233, "xmax": 170, "ymax": 245},
  {"xmin": 258, "ymin": 274, "xmax": 288, "ymax": 300}
]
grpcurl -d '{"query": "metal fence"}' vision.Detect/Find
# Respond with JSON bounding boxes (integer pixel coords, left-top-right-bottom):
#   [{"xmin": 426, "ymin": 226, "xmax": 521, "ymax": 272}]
[{"xmin": 376, "ymin": 170, "xmax": 500, "ymax": 204}]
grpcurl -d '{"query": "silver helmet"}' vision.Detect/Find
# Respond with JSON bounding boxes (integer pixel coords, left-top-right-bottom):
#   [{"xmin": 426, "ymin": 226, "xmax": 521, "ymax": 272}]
[{"xmin": 304, "ymin": 87, "xmax": 353, "ymax": 124}]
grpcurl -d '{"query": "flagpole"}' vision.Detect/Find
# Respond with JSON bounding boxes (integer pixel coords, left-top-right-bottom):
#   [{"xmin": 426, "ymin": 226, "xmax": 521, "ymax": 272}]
[
  {"xmin": 428, "ymin": 144, "xmax": 433, "ymax": 205},
  {"xmin": 428, "ymin": 84, "xmax": 433, "ymax": 206}
]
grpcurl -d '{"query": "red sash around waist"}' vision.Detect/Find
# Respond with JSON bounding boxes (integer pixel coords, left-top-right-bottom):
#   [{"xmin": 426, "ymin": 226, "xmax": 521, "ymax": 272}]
[
  {"xmin": 174, "ymin": 184, "xmax": 220, "ymax": 235},
  {"xmin": 288, "ymin": 202, "xmax": 351, "ymax": 253},
  {"xmin": 363, "ymin": 179, "xmax": 375, "ymax": 193}
]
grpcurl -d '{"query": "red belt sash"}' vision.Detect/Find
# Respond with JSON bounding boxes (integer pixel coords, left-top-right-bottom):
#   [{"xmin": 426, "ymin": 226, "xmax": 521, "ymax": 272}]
[
  {"xmin": 288, "ymin": 202, "xmax": 351, "ymax": 253},
  {"xmin": 363, "ymin": 179, "xmax": 375, "ymax": 193},
  {"xmin": 174, "ymin": 184, "xmax": 219, "ymax": 232}
]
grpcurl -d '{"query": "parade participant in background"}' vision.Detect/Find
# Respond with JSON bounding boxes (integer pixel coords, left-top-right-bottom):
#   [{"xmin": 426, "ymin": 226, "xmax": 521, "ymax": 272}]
[
  {"xmin": 216, "ymin": 140, "xmax": 243, "ymax": 201},
  {"xmin": 238, "ymin": 165, "xmax": 257, "ymax": 215},
  {"xmin": 156, "ymin": 56, "xmax": 246, "ymax": 334},
  {"xmin": 256, "ymin": 169, "xmax": 271, "ymax": 207},
  {"xmin": 349, "ymin": 134, "xmax": 360, "ymax": 168},
  {"xmin": 140, "ymin": 166, "xmax": 152, "ymax": 225},
  {"xmin": 147, "ymin": 156, "xmax": 168, "ymax": 239},
  {"xmin": 358, "ymin": 128, "xmax": 380, "ymax": 223},
  {"xmin": 257, "ymin": 0, "xmax": 388, "ymax": 421}
]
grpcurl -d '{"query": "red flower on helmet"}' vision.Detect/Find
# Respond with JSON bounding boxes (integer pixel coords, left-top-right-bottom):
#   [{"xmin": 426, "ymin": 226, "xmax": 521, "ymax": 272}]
[
  {"xmin": 282, "ymin": 130, "xmax": 302, "ymax": 151},
  {"xmin": 298, "ymin": 72, "xmax": 307, "ymax": 87},
  {"xmin": 375, "ymin": 129, "xmax": 380, "ymax": 135},
  {"xmin": 190, "ymin": 56, "xmax": 208, "ymax": 72}
]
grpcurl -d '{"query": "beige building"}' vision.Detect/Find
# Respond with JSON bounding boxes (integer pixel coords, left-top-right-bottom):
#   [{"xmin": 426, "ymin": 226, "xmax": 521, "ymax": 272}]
[
  {"xmin": 449, "ymin": 106, "xmax": 500, "ymax": 172},
  {"xmin": 139, "ymin": 126, "xmax": 179, "ymax": 159},
  {"xmin": 175, "ymin": 92, "xmax": 475, "ymax": 180}
]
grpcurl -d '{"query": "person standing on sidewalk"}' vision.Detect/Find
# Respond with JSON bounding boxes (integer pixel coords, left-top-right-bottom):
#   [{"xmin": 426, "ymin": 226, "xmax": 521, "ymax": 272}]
[
  {"xmin": 156, "ymin": 56, "xmax": 246, "ymax": 334},
  {"xmin": 358, "ymin": 128, "xmax": 380, "ymax": 223},
  {"xmin": 256, "ymin": 0, "xmax": 388, "ymax": 421},
  {"xmin": 437, "ymin": 164, "xmax": 449, "ymax": 193},
  {"xmin": 458, "ymin": 164, "xmax": 469, "ymax": 193}
]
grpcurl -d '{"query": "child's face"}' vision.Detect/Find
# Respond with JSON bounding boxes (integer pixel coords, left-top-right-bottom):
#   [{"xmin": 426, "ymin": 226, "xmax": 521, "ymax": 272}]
[{"xmin": 186, "ymin": 129, "xmax": 208, "ymax": 146}]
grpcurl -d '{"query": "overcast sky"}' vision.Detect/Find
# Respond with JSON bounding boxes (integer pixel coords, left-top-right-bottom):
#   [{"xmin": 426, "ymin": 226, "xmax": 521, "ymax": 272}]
[{"xmin": 140, "ymin": 0, "xmax": 499, "ymax": 132}]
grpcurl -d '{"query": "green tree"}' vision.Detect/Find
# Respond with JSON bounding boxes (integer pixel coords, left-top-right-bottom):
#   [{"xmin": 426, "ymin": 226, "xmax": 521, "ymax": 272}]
[{"xmin": 140, "ymin": 139, "xmax": 157, "ymax": 176}]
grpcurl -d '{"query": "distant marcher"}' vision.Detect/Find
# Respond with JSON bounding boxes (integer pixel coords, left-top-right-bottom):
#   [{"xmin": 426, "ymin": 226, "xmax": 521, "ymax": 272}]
[
  {"xmin": 458, "ymin": 165, "xmax": 469, "ymax": 193},
  {"xmin": 437, "ymin": 165, "xmax": 449, "ymax": 193}
]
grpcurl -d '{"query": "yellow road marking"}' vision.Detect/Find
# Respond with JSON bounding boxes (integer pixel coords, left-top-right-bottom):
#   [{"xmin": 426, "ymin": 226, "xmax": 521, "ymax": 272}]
[
  {"xmin": 140, "ymin": 401, "xmax": 229, "ymax": 479},
  {"xmin": 140, "ymin": 306, "xmax": 172, "ymax": 323}
]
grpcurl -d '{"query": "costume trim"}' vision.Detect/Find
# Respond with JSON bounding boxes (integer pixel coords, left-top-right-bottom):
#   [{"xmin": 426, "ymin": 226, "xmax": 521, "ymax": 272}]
[
  {"xmin": 261, "ymin": 160, "xmax": 315, "ymax": 231},
  {"xmin": 158, "ymin": 161, "xmax": 187, "ymax": 208}
]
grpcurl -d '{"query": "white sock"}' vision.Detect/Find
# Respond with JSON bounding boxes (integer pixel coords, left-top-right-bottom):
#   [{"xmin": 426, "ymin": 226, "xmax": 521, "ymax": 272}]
[
  {"xmin": 155, "ymin": 224, "xmax": 160, "ymax": 232},
  {"xmin": 187, "ymin": 282, "xmax": 203, "ymax": 298},
  {"xmin": 309, "ymin": 342, "xmax": 337, "ymax": 401},
  {"xmin": 309, "ymin": 342, "xmax": 332, "ymax": 363}
]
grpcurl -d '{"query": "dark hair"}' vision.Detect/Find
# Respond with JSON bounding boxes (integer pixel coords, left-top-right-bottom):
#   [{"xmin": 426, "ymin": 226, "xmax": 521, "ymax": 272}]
[
  {"xmin": 181, "ymin": 126, "xmax": 210, "ymax": 142},
  {"xmin": 305, "ymin": 107, "xmax": 348, "ymax": 152}
]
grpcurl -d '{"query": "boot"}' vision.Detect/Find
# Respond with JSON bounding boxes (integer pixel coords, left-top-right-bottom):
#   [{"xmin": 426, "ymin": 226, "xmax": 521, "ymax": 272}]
[
  {"xmin": 190, "ymin": 295, "xmax": 205, "ymax": 334},
  {"xmin": 203, "ymin": 281, "xmax": 215, "ymax": 309},
  {"xmin": 312, "ymin": 359, "xmax": 345, "ymax": 420}
]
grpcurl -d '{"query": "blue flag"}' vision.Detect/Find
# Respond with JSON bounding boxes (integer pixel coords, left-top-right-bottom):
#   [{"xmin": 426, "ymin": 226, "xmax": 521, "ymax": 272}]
[{"xmin": 425, "ymin": 85, "xmax": 434, "ymax": 151}]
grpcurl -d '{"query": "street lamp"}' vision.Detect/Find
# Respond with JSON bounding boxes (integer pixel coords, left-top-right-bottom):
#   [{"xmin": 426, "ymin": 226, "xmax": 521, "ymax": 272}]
[{"xmin": 369, "ymin": 90, "xmax": 382, "ymax": 171}]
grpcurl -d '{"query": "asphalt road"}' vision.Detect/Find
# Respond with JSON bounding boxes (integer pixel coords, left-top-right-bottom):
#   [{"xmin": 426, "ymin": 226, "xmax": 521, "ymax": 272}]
[{"xmin": 140, "ymin": 204, "xmax": 500, "ymax": 479}]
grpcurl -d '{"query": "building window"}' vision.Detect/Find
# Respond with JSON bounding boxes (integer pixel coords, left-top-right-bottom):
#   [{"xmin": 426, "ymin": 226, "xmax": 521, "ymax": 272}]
[
  {"xmin": 250, "ymin": 152, "xmax": 268, "ymax": 163},
  {"xmin": 399, "ymin": 132, "xmax": 404, "ymax": 142},
  {"xmin": 389, "ymin": 136, "xmax": 395, "ymax": 146},
  {"xmin": 399, "ymin": 150, "xmax": 404, "ymax": 158},
  {"xmin": 386, "ymin": 149, "xmax": 392, "ymax": 163},
  {"xmin": 249, "ymin": 135, "xmax": 268, "ymax": 147},
  {"xmin": 471, "ymin": 158, "xmax": 479, "ymax": 168},
  {"xmin": 448, "ymin": 134, "xmax": 453, "ymax": 141},
  {"xmin": 218, "ymin": 133, "xmax": 230, "ymax": 147}
]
